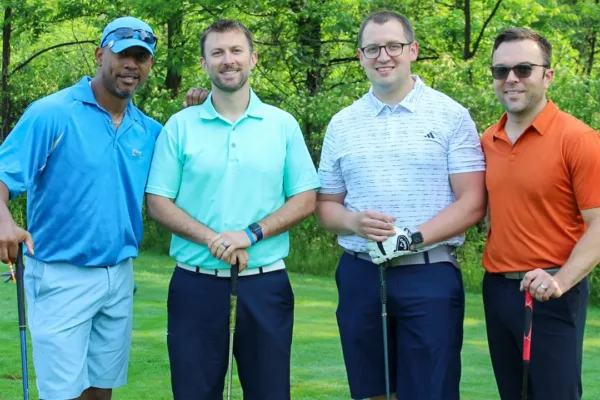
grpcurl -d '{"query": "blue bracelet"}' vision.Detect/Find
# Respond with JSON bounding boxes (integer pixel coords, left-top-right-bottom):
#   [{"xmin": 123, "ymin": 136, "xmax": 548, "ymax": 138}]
[{"xmin": 244, "ymin": 227, "xmax": 256, "ymax": 245}]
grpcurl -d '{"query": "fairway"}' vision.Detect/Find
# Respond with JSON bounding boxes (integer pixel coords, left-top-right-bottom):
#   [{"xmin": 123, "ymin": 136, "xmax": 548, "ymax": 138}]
[{"xmin": 1, "ymin": 252, "xmax": 599, "ymax": 399}]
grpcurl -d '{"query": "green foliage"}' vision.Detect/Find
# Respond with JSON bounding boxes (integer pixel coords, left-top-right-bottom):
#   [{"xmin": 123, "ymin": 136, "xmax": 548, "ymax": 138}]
[{"xmin": 2, "ymin": 0, "xmax": 600, "ymax": 303}]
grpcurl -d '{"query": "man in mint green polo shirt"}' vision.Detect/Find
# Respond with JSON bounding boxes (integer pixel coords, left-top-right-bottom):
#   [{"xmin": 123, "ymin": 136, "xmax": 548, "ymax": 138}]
[{"xmin": 145, "ymin": 19, "xmax": 319, "ymax": 400}]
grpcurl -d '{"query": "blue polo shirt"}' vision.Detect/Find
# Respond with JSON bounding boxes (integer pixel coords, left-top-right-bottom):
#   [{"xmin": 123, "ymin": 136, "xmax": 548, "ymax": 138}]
[
  {"xmin": 0, "ymin": 76, "xmax": 162, "ymax": 266},
  {"xmin": 145, "ymin": 90, "xmax": 320, "ymax": 269}
]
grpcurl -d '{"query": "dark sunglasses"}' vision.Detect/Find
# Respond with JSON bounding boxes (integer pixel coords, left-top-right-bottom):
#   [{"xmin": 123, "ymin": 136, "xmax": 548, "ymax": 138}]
[
  {"xmin": 101, "ymin": 28, "xmax": 158, "ymax": 48},
  {"xmin": 490, "ymin": 63, "xmax": 549, "ymax": 80}
]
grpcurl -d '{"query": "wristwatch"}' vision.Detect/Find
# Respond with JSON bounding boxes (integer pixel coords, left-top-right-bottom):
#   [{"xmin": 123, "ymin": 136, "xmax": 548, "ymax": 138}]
[
  {"xmin": 248, "ymin": 223, "xmax": 263, "ymax": 243},
  {"xmin": 409, "ymin": 228, "xmax": 424, "ymax": 251}
]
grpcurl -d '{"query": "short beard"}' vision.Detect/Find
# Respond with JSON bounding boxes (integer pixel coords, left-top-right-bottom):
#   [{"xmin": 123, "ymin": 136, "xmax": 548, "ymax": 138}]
[{"xmin": 211, "ymin": 72, "xmax": 249, "ymax": 93}]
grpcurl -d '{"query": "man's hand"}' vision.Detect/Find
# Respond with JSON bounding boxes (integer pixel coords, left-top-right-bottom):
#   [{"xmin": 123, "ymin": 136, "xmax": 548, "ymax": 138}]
[
  {"xmin": 350, "ymin": 210, "xmax": 396, "ymax": 242},
  {"xmin": 228, "ymin": 249, "xmax": 249, "ymax": 272},
  {"xmin": 366, "ymin": 226, "xmax": 414, "ymax": 265},
  {"xmin": 208, "ymin": 231, "xmax": 253, "ymax": 262},
  {"xmin": 0, "ymin": 220, "xmax": 34, "ymax": 264},
  {"xmin": 520, "ymin": 269, "xmax": 566, "ymax": 301},
  {"xmin": 182, "ymin": 87, "xmax": 210, "ymax": 108}
]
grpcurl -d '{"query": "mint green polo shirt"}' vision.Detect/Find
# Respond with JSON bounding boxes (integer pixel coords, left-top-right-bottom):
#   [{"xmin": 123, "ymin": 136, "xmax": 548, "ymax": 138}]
[{"xmin": 145, "ymin": 90, "xmax": 320, "ymax": 269}]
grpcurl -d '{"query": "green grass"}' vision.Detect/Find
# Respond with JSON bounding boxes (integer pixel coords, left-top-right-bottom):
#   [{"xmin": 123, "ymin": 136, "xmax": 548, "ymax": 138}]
[{"xmin": 1, "ymin": 252, "xmax": 599, "ymax": 399}]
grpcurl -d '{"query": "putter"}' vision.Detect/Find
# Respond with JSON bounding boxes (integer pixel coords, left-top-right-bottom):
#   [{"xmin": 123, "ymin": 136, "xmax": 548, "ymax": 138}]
[
  {"xmin": 15, "ymin": 243, "xmax": 30, "ymax": 400},
  {"xmin": 226, "ymin": 263, "xmax": 239, "ymax": 400},
  {"xmin": 522, "ymin": 291, "xmax": 533, "ymax": 400},
  {"xmin": 379, "ymin": 262, "xmax": 391, "ymax": 400}
]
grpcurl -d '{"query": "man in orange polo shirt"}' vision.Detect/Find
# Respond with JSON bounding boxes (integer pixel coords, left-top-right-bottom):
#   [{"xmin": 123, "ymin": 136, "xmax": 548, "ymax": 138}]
[{"xmin": 482, "ymin": 27, "xmax": 600, "ymax": 400}]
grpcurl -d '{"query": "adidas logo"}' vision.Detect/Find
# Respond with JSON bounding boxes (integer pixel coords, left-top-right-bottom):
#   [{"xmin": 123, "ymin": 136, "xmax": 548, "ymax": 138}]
[{"xmin": 424, "ymin": 132, "xmax": 435, "ymax": 139}]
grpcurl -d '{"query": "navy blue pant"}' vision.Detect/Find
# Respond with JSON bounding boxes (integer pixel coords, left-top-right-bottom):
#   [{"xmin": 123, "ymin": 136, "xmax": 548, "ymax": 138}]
[
  {"xmin": 336, "ymin": 253, "xmax": 464, "ymax": 400},
  {"xmin": 167, "ymin": 267, "xmax": 294, "ymax": 400},
  {"xmin": 483, "ymin": 272, "xmax": 589, "ymax": 400}
]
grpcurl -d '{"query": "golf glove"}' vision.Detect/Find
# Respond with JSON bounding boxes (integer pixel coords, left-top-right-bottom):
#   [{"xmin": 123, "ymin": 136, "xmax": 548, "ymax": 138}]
[{"xmin": 367, "ymin": 226, "xmax": 415, "ymax": 264}]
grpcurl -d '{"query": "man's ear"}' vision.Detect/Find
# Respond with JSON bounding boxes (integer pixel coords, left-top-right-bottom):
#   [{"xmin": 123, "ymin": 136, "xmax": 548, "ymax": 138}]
[{"xmin": 95, "ymin": 47, "xmax": 104, "ymax": 67}]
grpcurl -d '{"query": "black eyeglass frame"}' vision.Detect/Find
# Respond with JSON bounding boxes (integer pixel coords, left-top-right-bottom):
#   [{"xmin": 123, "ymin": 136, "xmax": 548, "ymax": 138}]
[
  {"xmin": 101, "ymin": 28, "xmax": 158, "ymax": 48},
  {"xmin": 490, "ymin": 63, "xmax": 550, "ymax": 80},
  {"xmin": 360, "ymin": 42, "xmax": 413, "ymax": 59}
]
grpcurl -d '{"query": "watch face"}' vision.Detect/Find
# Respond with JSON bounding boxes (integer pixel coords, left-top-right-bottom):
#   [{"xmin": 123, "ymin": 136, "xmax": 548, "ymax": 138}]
[{"xmin": 412, "ymin": 232, "xmax": 424, "ymax": 244}]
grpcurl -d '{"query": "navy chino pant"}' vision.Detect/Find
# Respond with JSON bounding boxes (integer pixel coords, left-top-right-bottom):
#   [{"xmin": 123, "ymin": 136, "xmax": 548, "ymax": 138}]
[
  {"xmin": 483, "ymin": 272, "xmax": 589, "ymax": 400},
  {"xmin": 167, "ymin": 266, "xmax": 294, "ymax": 400},
  {"xmin": 336, "ymin": 252, "xmax": 464, "ymax": 400}
]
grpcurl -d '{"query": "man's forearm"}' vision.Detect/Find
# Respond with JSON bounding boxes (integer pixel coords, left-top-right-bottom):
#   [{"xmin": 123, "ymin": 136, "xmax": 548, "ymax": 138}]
[
  {"xmin": 315, "ymin": 200, "xmax": 355, "ymax": 235},
  {"xmin": 556, "ymin": 222, "xmax": 600, "ymax": 291},
  {"xmin": 259, "ymin": 190, "xmax": 317, "ymax": 239},
  {"xmin": 418, "ymin": 193, "xmax": 486, "ymax": 247},
  {"xmin": 0, "ymin": 181, "xmax": 14, "ymax": 223},
  {"xmin": 145, "ymin": 194, "xmax": 216, "ymax": 246}
]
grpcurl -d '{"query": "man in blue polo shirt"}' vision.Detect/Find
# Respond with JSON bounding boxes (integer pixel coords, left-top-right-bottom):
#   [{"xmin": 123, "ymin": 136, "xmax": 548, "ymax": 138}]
[
  {"xmin": 0, "ymin": 17, "xmax": 160, "ymax": 400},
  {"xmin": 145, "ymin": 19, "xmax": 319, "ymax": 399}
]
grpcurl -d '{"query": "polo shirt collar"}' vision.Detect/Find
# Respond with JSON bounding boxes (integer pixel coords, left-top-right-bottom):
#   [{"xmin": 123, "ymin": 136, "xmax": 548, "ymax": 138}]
[
  {"xmin": 367, "ymin": 75, "xmax": 424, "ymax": 116},
  {"xmin": 492, "ymin": 100, "xmax": 558, "ymax": 138},
  {"xmin": 71, "ymin": 76, "xmax": 140, "ymax": 122},
  {"xmin": 198, "ymin": 88, "xmax": 266, "ymax": 122}
]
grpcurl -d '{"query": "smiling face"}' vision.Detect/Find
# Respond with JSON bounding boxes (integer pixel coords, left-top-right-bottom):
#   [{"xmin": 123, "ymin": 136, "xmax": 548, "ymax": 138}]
[
  {"xmin": 201, "ymin": 29, "xmax": 257, "ymax": 94},
  {"xmin": 96, "ymin": 46, "xmax": 153, "ymax": 100},
  {"xmin": 358, "ymin": 19, "xmax": 418, "ymax": 98},
  {"xmin": 492, "ymin": 39, "xmax": 553, "ymax": 119}
]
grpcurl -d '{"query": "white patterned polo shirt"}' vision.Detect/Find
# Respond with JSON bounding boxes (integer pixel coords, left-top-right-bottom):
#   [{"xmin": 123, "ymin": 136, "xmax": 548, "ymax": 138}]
[{"xmin": 318, "ymin": 76, "xmax": 486, "ymax": 252}]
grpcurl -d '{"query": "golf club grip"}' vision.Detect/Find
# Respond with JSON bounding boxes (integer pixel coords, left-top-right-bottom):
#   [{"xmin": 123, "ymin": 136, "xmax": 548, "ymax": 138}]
[
  {"xmin": 16, "ymin": 242, "xmax": 26, "ymax": 329},
  {"xmin": 523, "ymin": 291, "xmax": 533, "ymax": 362},
  {"xmin": 379, "ymin": 265, "xmax": 387, "ymax": 305},
  {"xmin": 231, "ymin": 263, "xmax": 239, "ymax": 295}
]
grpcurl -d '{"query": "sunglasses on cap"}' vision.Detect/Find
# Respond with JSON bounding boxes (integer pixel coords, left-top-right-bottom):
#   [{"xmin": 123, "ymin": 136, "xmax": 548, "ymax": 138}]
[
  {"xmin": 101, "ymin": 27, "xmax": 158, "ymax": 48},
  {"xmin": 490, "ymin": 63, "xmax": 549, "ymax": 80}
]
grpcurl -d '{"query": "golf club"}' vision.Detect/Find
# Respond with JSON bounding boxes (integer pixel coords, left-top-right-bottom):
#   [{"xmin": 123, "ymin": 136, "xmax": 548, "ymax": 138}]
[
  {"xmin": 226, "ymin": 263, "xmax": 239, "ymax": 400},
  {"xmin": 15, "ymin": 242, "xmax": 30, "ymax": 400},
  {"xmin": 522, "ymin": 291, "xmax": 533, "ymax": 400},
  {"xmin": 379, "ymin": 262, "xmax": 391, "ymax": 400}
]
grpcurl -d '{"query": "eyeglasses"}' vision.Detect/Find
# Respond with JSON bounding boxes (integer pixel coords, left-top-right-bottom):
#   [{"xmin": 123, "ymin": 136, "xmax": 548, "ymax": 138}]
[
  {"xmin": 360, "ymin": 42, "xmax": 412, "ymax": 59},
  {"xmin": 101, "ymin": 28, "xmax": 158, "ymax": 48},
  {"xmin": 490, "ymin": 63, "xmax": 549, "ymax": 80}
]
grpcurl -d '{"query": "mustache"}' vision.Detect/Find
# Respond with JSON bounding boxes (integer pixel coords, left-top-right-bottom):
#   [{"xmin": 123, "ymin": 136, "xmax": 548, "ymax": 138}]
[{"xmin": 117, "ymin": 73, "xmax": 140, "ymax": 79}]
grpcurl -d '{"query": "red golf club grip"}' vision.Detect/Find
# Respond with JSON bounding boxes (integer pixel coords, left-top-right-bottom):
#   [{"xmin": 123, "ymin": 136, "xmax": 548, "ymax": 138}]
[{"xmin": 523, "ymin": 291, "xmax": 533, "ymax": 362}]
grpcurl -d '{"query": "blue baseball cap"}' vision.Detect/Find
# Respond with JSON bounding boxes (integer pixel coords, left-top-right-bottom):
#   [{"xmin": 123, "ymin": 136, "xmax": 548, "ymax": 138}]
[{"xmin": 100, "ymin": 16, "xmax": 156, "ymax": 56}]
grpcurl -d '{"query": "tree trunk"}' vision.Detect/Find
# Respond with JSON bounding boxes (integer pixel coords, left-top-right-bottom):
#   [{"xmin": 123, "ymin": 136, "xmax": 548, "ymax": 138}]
[
  {"xmin": 165, "ymin": 11, "xmax": 183, "ymax": 98},
  {"xmin": 1, "ymin": 7, "xmax": 12, "ymax": 141},
  {"xmin": 463, "ymin": 0, "xmax": 471, "ymax": 60}
]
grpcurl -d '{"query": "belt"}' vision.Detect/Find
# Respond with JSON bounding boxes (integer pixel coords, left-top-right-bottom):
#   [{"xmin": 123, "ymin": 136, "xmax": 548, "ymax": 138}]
[
  {"xmin": 177, "ymin": 259, "xmax": 285, "ymax": 278},
  {"xmin": 497, "ymin": 267, "xmax": 561, "ymax": 280},
  {"xmin": 345, "ymin": 245, "xmax": 459, "ymax": 268}
]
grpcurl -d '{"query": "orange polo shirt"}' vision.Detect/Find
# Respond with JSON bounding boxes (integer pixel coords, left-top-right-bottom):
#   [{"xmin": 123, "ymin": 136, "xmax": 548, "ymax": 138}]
[{"xmin": 482, "ymin": 101, "xmax": 600, "ymax": 273}]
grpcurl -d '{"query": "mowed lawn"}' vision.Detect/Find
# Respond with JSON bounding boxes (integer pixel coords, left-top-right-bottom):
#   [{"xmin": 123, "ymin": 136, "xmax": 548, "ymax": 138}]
[{"xmin": 0, "ymin": 252, "xmax": 599, "ymax": 399}]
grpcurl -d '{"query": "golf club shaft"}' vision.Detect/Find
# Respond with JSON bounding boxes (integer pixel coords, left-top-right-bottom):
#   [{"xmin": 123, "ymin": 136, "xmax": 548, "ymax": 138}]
[
  {"xmin": 15, "ymin": 243, "xmax": 29, "ymax": 400},
  {"xmin": 379, "ymin": 263, "xmax": 391, "ymax": 400},
  {"xmin": 226, "ymin": 264, "xmax": 239, "ymax": 400},
  {"xmin": 522, "ymin": 291, "xmax": 533, "ymax": 400}
]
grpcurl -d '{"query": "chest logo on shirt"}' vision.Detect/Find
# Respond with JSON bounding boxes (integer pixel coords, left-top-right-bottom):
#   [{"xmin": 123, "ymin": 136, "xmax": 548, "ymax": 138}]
[{"xmin": 132, "ymin": 149, "xmax": 142, "ymax": 158}]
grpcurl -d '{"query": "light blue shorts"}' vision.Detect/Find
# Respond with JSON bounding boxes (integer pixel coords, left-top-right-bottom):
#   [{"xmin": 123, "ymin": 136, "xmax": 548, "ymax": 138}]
[{"xmin": 24, "ymin": 257, "xmax": 134, "ymax": 400}]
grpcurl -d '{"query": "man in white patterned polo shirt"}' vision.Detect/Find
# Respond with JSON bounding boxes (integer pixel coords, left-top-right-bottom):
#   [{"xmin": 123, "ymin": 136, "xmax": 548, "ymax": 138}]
[{"xmin": 315, "ymin": 11, "xmax": 486, "ymax": 400}]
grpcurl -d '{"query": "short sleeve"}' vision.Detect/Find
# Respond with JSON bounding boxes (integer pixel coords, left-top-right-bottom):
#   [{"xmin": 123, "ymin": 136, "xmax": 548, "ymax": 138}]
[
  {"xmin": 283, "ymin": 120, "xmax": 320, "ymax": 197},
  {"xmin": 567, "ymin": 130, "xmax": 600, "ymax": 210},
  {"xmin": 317, "ymin": 120, "xmax": 346, "ymax": 194},
  {"xmin": 145, "ymin": 119, "xmax": 183, "ymax": 199},
  {"xmin": 0, "ymin": 102, "xmax": 63, "ymax": 199},
  {"xmin": 448, "ymin": 108, "xmax": 486, "ymax": 174}
]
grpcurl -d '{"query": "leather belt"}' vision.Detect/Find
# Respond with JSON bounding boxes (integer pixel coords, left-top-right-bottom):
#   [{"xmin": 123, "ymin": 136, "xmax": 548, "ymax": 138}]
[
  {"xmin": 498, "ymin": 267, "xmax": 561, "ymax": 280},
  {"xmin": 177, "ymin": 259, "xmax": 285, "ymax": 278},
  {"xmin": 345, "ymin": 245, "xmax": 459, "ymax": 268}
]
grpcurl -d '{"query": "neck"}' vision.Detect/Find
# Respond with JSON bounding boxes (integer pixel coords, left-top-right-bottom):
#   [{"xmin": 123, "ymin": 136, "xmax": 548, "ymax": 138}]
[
  {"xmin": 505, "ymin": 98, "xmax": 548, "ymax": 141},
  {"xmin": 372, "ymin": 76, "xmax": 415, "ymax": 106},
  {"xmin": 90, "ymin": 77, "xmax": 129, "ymax": 116},
  {"xmin": 211, "ymin": 84, "xmax": 251, "ymax": 123}
]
